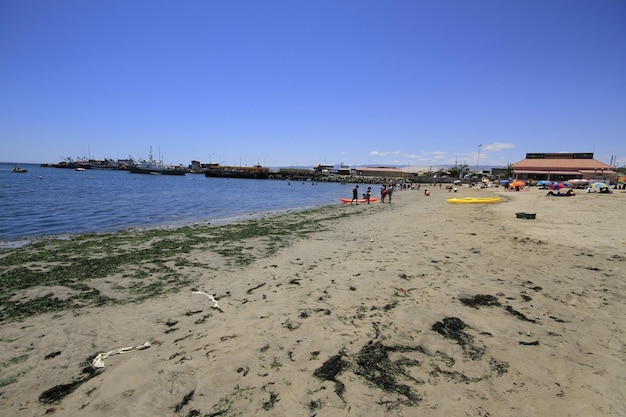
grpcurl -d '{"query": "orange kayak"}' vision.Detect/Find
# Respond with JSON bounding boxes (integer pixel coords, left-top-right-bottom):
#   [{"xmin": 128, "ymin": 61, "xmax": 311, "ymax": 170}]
[{"xmin": 340, "ymin": 197, "xmax": 378, "ymax": 203}]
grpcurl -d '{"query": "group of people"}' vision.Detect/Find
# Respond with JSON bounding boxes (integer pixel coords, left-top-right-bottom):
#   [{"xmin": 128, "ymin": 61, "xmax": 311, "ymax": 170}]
[
  {"xmin": 380, "ymin": 183, "xmax": 394, "ymax": 203},
  {"xmin": 350, "ymin": 185, "xmax": 375, "ymax": 204},
  {"xmin": 351, "ymin": 182, "xmax": 436, "ymax": 204},
  {"xmin": 350, "ymin": 182, "xmax": 397, "ymax": 204}
]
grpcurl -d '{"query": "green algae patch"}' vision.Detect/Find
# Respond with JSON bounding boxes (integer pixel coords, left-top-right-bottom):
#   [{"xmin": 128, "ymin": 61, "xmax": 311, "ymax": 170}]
[{"xmin": 0, "ymin": 205, "xmax": 353, "ymax": 322}]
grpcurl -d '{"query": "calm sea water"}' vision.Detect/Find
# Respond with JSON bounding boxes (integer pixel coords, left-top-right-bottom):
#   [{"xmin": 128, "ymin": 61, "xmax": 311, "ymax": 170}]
[{"xmin": 1, "ymin": 163, "xmax": 370, "ymax": 246}]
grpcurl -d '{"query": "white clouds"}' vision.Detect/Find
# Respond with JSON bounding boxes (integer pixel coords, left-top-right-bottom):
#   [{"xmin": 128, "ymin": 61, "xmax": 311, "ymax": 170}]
[
  {"xmin": 370, "ymin": 150, "xmax": 401, "ymax": 157},
  {"xmin": 482, "ymin": 142, "xmax": 515, "ymax": 152},
  {"xmin": 367, "ymin": 142, "xmax": 520, "ymax": 167}
]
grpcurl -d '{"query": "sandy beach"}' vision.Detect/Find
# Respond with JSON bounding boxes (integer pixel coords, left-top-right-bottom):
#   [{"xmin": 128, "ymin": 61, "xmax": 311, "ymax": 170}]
[{"xmin": 1, "ymin": 185, "xmax": 624, "ymax": 417}]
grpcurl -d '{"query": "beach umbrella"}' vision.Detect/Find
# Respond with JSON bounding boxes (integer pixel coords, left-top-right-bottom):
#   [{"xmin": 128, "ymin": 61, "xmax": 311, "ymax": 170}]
[
  {"xmin": 569, "ymin": 179, "xmax": 589, "ymax": 185},
  {"xmin": 536, "ymin": 180, "xmax": 551, "ymax": 186},
  {"xmin": 593, "ymin": 182, "xmax": 608, "ymax": 188},
  {"xmin": 511, "ymin": 181, "xmax": 525, "ymax": 188},
  {"xmin": 550, "ymin": 182, "xmax": 567, "ymax": 190},
  {"xmin": 501, "ymin": 180, "xmax": 510, "ymax": 185}
]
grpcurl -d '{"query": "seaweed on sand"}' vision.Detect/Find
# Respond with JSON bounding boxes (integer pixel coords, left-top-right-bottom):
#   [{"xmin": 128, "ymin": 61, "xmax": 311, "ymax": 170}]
[
  {"xmin": 431, "ymin": 317, "xmax": 485, "ymax": 360},
  {"xmin": 432, "ymin": 317, "xmax": 473, "ymax": 346},
  {"xmin": 352, "ymin": 341, "xmax": 423, "ymax": 405},
  {"xmin": 313, "ymin": 351, "xmax": 348, "ymax": 398},
  {"xmin": 313, "ymin": 342, "xmax": 425, "ymax": 405},
  {"xmin": 174, "ymin": 389, "xmax": 195, "ymax": 412},
  {"xmin": 39, "ymin": 363, "xmax": 102, "ymax": 404},
  {"xmin": 1, "ymin": 205, "xmax": 354, "ymax": 323},
  {"xmin": 458, "ymin": 294, "xmax": 501, "ymax": 308},
  {"xmin": 458, "ymin": 294, "xmax": 538, "ymax": 323}
]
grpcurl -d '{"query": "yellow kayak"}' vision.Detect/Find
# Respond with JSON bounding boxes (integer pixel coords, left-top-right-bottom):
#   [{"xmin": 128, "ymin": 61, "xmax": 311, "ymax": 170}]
[{"xmin": 447, "ymin": 197, "xmax": 502, "ymax": 204}]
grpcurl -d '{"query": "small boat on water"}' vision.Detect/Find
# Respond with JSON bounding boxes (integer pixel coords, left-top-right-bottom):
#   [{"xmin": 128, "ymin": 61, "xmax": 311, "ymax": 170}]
[{"xmin": 12, "ymin": 164, "xmax": 28, "ymax": 173}]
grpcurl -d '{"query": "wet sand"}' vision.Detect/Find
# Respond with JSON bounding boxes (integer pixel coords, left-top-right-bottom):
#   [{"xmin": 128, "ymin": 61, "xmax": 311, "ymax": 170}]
[{"xmin": 1, "ymin": 185, "xmax": 624, "ymax": 416}]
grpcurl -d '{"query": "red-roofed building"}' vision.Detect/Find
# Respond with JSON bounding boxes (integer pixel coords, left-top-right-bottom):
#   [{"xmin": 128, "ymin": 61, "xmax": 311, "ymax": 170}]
[
  {"xmin": 353, "ymin": 166, "xmax": 410, "ymax": 178},
  {"xmin": 511, "ymin": 153, "xmax": 616, "ymax": 183}
]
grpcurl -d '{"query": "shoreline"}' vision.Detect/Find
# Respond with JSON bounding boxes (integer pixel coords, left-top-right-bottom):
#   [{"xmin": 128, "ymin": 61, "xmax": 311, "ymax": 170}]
[{"xmin": 1, "ymin": 186, "xmax": 624, "ymax": 416}]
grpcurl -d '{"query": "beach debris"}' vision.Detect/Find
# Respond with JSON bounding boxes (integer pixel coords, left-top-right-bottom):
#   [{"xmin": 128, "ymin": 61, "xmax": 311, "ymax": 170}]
[
  {"xmin": 91, "ymin": 341, "xmax": 151, "ymax": 369},
  {"xmin": 519, "ymin": 340, "xmax": 540, "ymax": 346},
  {"xmin": 192, "ymin": 291, "xmax": 222, "ymax": 311}
]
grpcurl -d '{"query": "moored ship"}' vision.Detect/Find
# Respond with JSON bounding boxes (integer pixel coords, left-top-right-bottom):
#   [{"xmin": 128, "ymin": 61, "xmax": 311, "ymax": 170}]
[{"xmin": 127, "ymin": 147, "xmax": 186, "ymax": 176}]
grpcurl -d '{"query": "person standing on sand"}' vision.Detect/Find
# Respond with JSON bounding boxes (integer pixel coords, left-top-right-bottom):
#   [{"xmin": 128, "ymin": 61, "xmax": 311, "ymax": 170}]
[
  {"xmin": 386, "ymin": 183, "xmax": 394, "ymax": 203},
  {"xmin": 380, "ymin": 184, "xmax": 387, "ymax": 203},
  {"xmin": 351, "ymin": 185, "xmax": 359, "ymax": 204}
]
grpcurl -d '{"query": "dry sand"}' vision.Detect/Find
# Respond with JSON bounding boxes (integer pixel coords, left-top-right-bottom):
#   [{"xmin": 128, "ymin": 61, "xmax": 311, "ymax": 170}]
[{"xmin": 1, "ymin": 185, "xmax": 624, "ymax": 417}]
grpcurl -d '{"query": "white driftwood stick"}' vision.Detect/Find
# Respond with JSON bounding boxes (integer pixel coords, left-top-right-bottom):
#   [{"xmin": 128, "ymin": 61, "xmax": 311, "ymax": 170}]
[
  {"xmin": 192, "ymin": 291, "xmax": 221, "ymax": 310},
  {"xmin": 91, "ymin": 341, "xmax": 151, "ymax": 369}
]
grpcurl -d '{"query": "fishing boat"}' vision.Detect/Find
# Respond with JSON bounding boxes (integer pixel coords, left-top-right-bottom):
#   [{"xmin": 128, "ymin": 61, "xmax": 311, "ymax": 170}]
[
  {"xmin": 127, "ymin": 148, "xmax": 186, "ymax": 176},
  {"xmin": 12, "ymin": 164, "xmax": 28, "ymax": 173},
  {"xmin": 204, "ymin": 164, "xmax": 270, "ymax": 179}
]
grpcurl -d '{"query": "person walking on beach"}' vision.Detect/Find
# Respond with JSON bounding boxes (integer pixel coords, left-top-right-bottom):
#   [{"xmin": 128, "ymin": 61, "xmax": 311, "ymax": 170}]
[
  {"xmin": 351, "ymin": 185, "xmax": 359, "ymax": 204},
  {"xmin": 380, "ymin": 184, "xmax": 387, "ymax": 203}
]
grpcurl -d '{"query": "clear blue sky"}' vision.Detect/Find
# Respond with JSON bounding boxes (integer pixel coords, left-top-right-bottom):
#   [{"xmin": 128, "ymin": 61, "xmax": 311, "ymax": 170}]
[{"xmin": 1, "ymin": 0, "xmax": 625, "ymax": 168}]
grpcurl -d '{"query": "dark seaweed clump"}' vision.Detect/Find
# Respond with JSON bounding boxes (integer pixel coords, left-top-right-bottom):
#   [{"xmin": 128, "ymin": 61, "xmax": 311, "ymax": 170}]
[
  {"xmin": 39, "ymin": 364, "xmax": 102, "ymax": 404},
  {"xmin": 459, "ymin": 294, "xmax": 501, "ymax": 307},
  {"xmin": 174, "ymin": 389, "xmax": 195, "ymax": 413},
  {"xmin": 459, "ymin": 294, "xmax": 538, "ymax": 323},
  {"xmin": 313, "ymin": 341, "xmax": 425, "ymax": 405},
  {"xmin": 353, "ymin": 341, "xmax": 423, "ymax": 405},
  {"xmin": 313, "ymin": 351, "xmax": 348, "ymax": 397},
  {"xmin": 431, "ymin": 317, "xmax": 485, "ymax": 360},
  {"xmin": 432, "ymin": 317, "xmax": 473, "ymax": 346}
]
